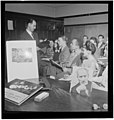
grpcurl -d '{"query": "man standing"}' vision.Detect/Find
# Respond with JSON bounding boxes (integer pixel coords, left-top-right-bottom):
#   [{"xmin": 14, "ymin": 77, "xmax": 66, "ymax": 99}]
[
  {"xmin": 20, "ymin": 18, "xmax": 40, "ymax": 51},
  {"xmin": 20, "ymin": 19, "xmax": 48, "ymax": 76}
]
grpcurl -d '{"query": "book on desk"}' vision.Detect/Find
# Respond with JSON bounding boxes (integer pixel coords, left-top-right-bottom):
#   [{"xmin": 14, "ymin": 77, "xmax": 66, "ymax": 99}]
[{"xmin": 5, "ymin": 79, "xmax": 43, "ymax": 106}]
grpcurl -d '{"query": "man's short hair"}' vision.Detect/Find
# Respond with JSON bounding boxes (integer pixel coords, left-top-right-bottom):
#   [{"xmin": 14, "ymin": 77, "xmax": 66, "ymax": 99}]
[
  {"xmin": 98, "ymin": 34, "xmax": 104, "ymax": 39},
  {"xmin": 25, "ymin": 18, "xmax": 36, "ymax": 28},
  {"xmin": 83, "ymin": 35, "xmax": 88, "ymax": 39},
  {"xmin": 72, "ymin": 37, "xmax": 81, "ymax": 48},
  {"xmin": 58, "ymin": 35, "xmax": 68, "ymax": 43}
]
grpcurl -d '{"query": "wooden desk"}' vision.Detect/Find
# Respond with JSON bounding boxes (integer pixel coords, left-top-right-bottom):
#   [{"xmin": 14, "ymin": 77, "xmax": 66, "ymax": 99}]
[{"xmin": 5, "ymin": 78, "xmax": 108, "ymax": 112}]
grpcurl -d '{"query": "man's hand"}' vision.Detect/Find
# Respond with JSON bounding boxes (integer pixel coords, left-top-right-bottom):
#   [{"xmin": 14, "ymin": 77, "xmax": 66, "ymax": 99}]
[
  {"xmin": 36, "ymin": 46, "xmax": 41, "ymax": 51},
  {"xmin": 77, "ymin": 84, "xmax": 86, "ymax": 91},
  {"xmin": 39, "ymin": 39, "xmax": 43, "ymax": 43},
  {"xmin": 76, "ymin": 85, "xmax": 86, "ymax": 94}
]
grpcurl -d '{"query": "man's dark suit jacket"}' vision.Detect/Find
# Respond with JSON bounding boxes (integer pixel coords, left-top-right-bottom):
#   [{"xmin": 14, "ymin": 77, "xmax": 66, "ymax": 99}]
[
  {"xmin": 20, "ymin": 31, "xmax": 39, "ymax": 46},
  {"xmin": 59, "ymin": 46, "xmax": 70, "ymax": 64}
]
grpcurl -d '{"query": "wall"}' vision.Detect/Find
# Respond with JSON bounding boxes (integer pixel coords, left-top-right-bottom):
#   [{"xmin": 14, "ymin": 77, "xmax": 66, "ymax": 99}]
[
  {"xmin": 59, "ymin": 4, "xmax": 108, "ymax": 46},
  {"xmin": 5, "ymin": 3, "xmax": 55, "ymax": 17},
  {"xmin": 5, "ymin": 11, "xmax": 64, "ymax": 41},
  {"xmin": 64, "ymin": 14, "xmax": 108, "ymax": 25},
  {"xmin": 64, "ymin": 24, "xmax": 108, "ymax": 47},
  {"xmin": 55, "ymin": 4, "xmax": 108, "ymax": 17}
]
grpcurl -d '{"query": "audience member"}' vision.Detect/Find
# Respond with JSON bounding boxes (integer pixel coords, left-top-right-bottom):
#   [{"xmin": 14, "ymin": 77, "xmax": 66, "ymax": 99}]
[
  {"xmin": 57, "ymin": 36, "xmax": 70, "ymax": 65},
  {"xmin": 83, "ymin": 35, "xmax": 89, "ymax": 47},
  {"xmin": 57, "ymin": 38, "xmax": 82, "ymax": 79},
  {"xmin": 97, "ymin": 34, "xmax": 106, "ymax": 57},
  {"xmin": 71, "ymin": 68, "xmax": 92, "ymax": 97},
  {"xmin": 81, "ymin": 41, "xmax": 99, "ymax": 78},
  {"xmin": 64, "ymin": 38, "xmax": 82, "ymax": 67}
]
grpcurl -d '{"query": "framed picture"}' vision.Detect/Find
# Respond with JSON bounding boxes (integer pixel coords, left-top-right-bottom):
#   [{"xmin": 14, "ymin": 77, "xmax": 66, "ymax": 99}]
[{"xmin": 6, "ymin": 40, "xmax": 39, "ymax": 83}]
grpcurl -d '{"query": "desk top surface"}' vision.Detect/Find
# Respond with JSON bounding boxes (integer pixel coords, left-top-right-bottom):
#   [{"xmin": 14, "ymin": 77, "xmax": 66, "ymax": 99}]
[{"xmin": 5, "ymin": 78, "xmax": 108, "ymax": 112}]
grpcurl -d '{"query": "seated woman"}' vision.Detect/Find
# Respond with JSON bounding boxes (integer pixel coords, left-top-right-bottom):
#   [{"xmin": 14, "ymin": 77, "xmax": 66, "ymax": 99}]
[
  {"xmin": 71, "ymin": 67, "xmax": 92, "ymax": 97},
  {"xmin": 81, "ymin": 41, "xmax": 99, "ymax": 78}
]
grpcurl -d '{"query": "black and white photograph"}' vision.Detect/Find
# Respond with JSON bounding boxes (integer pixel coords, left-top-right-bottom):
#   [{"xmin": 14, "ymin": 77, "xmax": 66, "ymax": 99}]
[
  {"xmin": 1, "ymin": 1, "xmax": 113, "ymax": 119},
  {"xmin": 12, "ymin": 48, "xmax": 33, "ymax": 63}
]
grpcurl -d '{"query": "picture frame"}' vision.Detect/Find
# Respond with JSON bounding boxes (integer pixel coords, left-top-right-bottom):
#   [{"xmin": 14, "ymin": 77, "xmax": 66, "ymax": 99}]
[{"xmin": 6, "ymin": 40, "xmax": 39, "ymax": 83}]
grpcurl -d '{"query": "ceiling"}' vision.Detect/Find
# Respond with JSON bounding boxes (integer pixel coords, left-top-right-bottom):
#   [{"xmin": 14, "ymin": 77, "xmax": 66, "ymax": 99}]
[{"xmin": 40, "ymin": 4, "xmax": 69, "ymax": 8}]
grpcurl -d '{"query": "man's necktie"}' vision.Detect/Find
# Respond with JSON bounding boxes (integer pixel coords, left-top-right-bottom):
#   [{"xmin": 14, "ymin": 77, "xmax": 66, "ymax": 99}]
[{"xmin": 31, "ymin": 33, "xmax": 34, "ymax": 40}]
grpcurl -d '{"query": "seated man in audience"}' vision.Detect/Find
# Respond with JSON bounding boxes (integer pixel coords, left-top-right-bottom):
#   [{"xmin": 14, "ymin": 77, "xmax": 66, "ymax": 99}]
[
  {"xmin": 57, "ymin": 36, "xmax": 70, "ymax": 65},
  {"xmin": 82, "ymin": 35, "xmax": 89, "ymax": 48},
  {"xmin": 71, "ymin": 67, "xmax": 92, "ymax": 97},
  {"xmin": 97, "ymin": 34, "xmax": 106, "ymax": 56},
  {"xmin": 58, "ymin": 38, "xmax": 82, "ymax": 79},
  {"xmin": 46, "ymin": 35, "xmax": 70, "ymax": 77},
  {"xmin": 65, "ymin": 38, "xmax": 82, "ymax": 67}
]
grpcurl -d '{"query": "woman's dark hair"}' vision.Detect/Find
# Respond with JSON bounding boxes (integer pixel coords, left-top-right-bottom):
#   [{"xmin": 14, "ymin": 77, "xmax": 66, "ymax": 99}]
[
  {"xmin": 85, "ymin": 41, "xmax": 96, "ymax": 55},
  {"xmin": 90, "ymin": 37, "xmax": 98, "ymax": 47}
]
